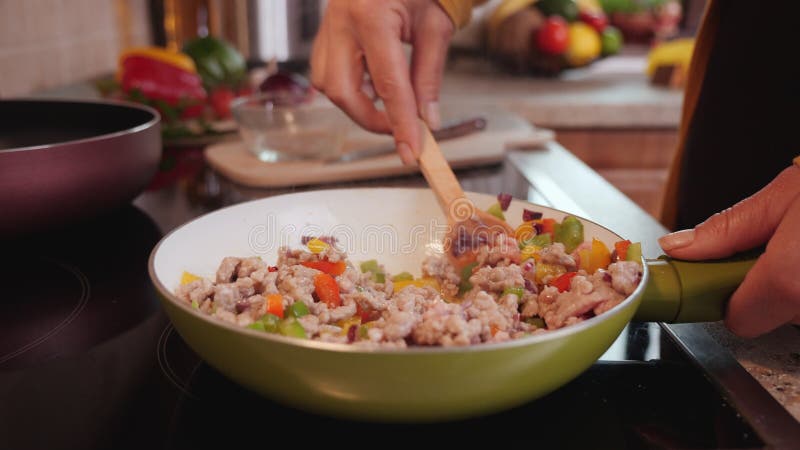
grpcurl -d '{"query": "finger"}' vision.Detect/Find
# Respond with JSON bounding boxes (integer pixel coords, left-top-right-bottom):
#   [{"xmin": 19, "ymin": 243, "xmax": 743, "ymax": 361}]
[
  {"xmin": 659, "ymin": 166, "xmax": 800, "ymax": 260},
  {"xmin": 356, "ymin": 15, "xmax": 422, "ymax": 158},
  {"xmin": 324, "ymin": 36, "xmax": 391, "ymax": 134},
  {"xmin": 725, "ymin": 193, "xmax": 800, "ymax": 337},
  {"xmin": 411, "ymin": 10, "xmax": 453, "ymax": 130},
  {"xmin": 309, "ymin": 17, "xmax": 328, "ymax": 90}
]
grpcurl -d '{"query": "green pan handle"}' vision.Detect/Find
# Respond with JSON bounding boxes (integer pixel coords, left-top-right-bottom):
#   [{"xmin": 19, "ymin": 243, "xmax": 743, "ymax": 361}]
[{"xmin": 633, "ymin": 251, "xmax": 760, "ymax": 323}]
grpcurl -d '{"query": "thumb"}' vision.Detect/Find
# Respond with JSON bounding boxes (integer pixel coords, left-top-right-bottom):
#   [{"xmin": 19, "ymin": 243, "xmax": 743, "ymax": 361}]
[
  {"xmin": 411, "ymin": 8, "xmax": 454, "ymax": 130},
  {"xmin": 659, "ymin": 165, "xmax": 800, "ymax": 260}
]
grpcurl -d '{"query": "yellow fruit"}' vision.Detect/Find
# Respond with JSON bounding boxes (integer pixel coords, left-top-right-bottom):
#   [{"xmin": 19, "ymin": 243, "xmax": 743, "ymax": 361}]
[{"xmin": 565, "ymin": 22, "xmax": 602, "ymax": 67}]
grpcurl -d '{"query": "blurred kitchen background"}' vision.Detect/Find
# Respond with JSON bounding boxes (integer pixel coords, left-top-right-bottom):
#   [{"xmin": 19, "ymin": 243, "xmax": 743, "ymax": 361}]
[{"xmin": 0, "ymin": 0, "xmax": 708, "ymax": 221}]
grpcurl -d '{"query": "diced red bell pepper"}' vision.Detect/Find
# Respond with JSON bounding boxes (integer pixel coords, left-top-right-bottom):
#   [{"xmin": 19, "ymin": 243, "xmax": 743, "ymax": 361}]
[
  {"xmin": 265, "ymin": 293, "xmax": 284, "ymax": 318},
  {"xmin": 314, "ymin": 273, "xmax": 341, "ymax": 307},
  {"xmin": 614, "ymin": 240, "xmax": 631, "ymax": 262},
  {"xmin": 356, "ymin": 304, "xmax": 380, "ymax": 322},
  {"xmin": 301, "ymin": 260, "xmax": 346, "ymax": 276},
  {"xmin": 551, "ymin": 271, "xmax": 578, "ymax": 292},
  {"xmin": 539, "ymin": 218, "xmax": 557, "ymax": 236}
]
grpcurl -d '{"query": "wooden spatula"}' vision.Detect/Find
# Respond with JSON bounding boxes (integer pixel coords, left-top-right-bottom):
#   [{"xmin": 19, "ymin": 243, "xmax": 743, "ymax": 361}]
[{"xmin": 416, "ymin": 120, "xmax": 513, "ymax": 267}]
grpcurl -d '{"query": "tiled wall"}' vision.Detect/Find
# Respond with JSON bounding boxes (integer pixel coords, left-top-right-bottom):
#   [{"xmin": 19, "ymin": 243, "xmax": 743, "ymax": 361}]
[{"xmin": 0, "ymin": 0, "xmax": 152, "ymax": 97}]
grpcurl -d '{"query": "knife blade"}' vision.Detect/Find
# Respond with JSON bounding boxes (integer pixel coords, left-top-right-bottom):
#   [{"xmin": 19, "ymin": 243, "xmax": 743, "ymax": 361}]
[{"xmin": 323, "ymin": 116, "xmax": 487, "ymax": 164}]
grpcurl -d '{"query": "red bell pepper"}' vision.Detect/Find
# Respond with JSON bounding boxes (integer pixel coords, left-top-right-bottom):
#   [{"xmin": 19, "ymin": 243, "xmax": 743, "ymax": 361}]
[
  {"xmin": 265, "ymin": 293, "xmax": 284, "ymax": 318},
  {"xmin": 301, "ymin": 260, "xmax": 346, "ymax": 276},
  {"xmin": 614, "ymin": 240, "xmax": 631, "ymax": 262},
  {"xmin": 551, "ymin": 271, "xmax": 578, "ymax": 292},
  {"xmin": 119, "ymin": 49, "xmax": 207, "ymax": 120},
  {"xmin": 314, "ymin": 273, "xmax": 341, "ymax": 307}
]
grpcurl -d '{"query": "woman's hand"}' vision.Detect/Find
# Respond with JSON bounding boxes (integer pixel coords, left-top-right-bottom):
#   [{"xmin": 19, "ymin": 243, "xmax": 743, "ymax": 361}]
[
  {"xmin": 659, "ymin": 163, "xmax": 800, "ymax": 337},
  {"xmin": 310, "ymin": 0, "xmax": 455, "ymax": 165}
]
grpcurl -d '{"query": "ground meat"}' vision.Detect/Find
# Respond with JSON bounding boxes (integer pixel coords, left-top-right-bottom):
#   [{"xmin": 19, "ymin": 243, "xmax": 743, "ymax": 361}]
[
  {"xmin": 608, "ymin": 261, "xmax": 642, "ymax": 296},
  {"xmin": 297, "ymin": 315, "xmax": 320, "ymax": 336},
  {"xmin": 411, "ymin": 301, "xmax": 480, "ymax": 346},
  {"xmin": 421, "ymin": 255, "xmax": 460, "ymax": 298},
  {"xmin": 277, "ymin": 245, "xmax": 345, "ymax": 266},
  {"xmin": 538, "ymin": 243, "xmax": 576, "ymax": 270},
  {"xmin": 464, "ymin": 291, "xmax": 512, "ymax": 340},
  {"xmin": 213, "ymin": 283, "xmax": 241, "ymax": 312},
  {"xmin": 277, "ymin": 264, "xmax": 319, "ymax": 305},
  {"xmin": 250, "ymin": 268, "xmax": 278, "ymax": 295},
  {"xmin": 177, "ymin": 230, "xmax": 642, "ymax": 347},
  {"xmin": 382, "ymin": 311, "xmax": 418, "ymax": 341},
  {"xmin": 216, "ymin": 257, "xmax": 241, "ymax": 283},
  {"xmin": 237, "ymin": 257, "xmax": 267, "ymax": 279},
  {"xmin": 539, "ymin": 274, "xmax": 625, "ymax": 328},
  {"xmin": 176, "ymin": 278, "xmax": 214, "ymax": 304},
  {"xmin": 468, "ymin": 265, "xmax": 525, "ymax": 295},
  {"xmin": 476, "ymin": 233, "xmax": 521, "ymax": 267}
]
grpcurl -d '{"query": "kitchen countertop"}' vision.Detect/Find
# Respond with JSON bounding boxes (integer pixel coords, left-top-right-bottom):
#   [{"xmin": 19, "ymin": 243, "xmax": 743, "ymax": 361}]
[{"xmin": 442, "ymin": 48, "xmax": 683, "ymax": 129}]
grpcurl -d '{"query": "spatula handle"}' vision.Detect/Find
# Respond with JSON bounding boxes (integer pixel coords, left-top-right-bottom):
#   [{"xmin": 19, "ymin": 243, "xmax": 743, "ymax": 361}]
[{"xmin": 417, "ymin": 120, "xmax": 466, "ymax": 217}]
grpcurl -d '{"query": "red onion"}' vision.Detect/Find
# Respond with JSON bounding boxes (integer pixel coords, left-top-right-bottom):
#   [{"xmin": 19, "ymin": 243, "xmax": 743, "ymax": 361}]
[
  {"xmin": 259, "ymin": 71, "xmax": 312, "ymax": 99},
  {"xmin": 523, "ymin": 209, "xmax": 543, "ymax": 222},
  {"xmin": 347, "ymin": 325, "xmax": 358, "ymax": 343},
  {"xmin": 497, "ymin": 193, "xmax": 512, "ymax": 211},
  {"xmin": 235, "ymin": 300, "xmax": 251, "ymax": 314}
]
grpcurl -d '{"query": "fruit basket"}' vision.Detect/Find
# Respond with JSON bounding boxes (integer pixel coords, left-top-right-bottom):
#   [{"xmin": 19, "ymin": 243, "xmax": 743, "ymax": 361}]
[{"xmin": 487, "ymin": 0, "xmax": 626, "ymax": 75}]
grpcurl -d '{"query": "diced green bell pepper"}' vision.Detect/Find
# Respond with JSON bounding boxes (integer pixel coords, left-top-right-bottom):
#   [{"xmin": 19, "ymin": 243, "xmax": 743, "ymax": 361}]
[
  {"xmin": 554, "ymin": 216, "xmax": 584, "ymax": 253},
  {"xmin": 626, "ymin": 242, "xmax": 643, "ymax": 265},
  {"xmin": 486, "ymin": 202, "xmax": 505, "ymax": 221},
  {"xmin": 521, "ymin": 233, "xmax": 552, "ymax": 248},
  {"xmin": 260, "ymin": 313, "xmax": 281, "ymax": 333},
  {"xmin": 278, "ymin": 318, "xmax": 307, "ymax": 339},
  {"xmin": 287, "ymin": 301, "xmax": 310, "ymax": 318},
  {"xmin": 391, "ymin": 271, "xmax": 414, "ymax": 282},
  {"xmin": 525, "ymin": 317, "xmax": 546, "ymax": 329},
  {"xmin": 360, "ymin": 259, "xmax": 386, "ymax": 283},
  {"xmin": 457, "ymin": 261, "xmax": 479, "ymax": 296},
  {"xmin": 247, "ymin": 321, "xmax": 266, "ymax": 332},
  {"xmin": 502, "ymin": 286, "xmax": 525, "ymax": 299}
]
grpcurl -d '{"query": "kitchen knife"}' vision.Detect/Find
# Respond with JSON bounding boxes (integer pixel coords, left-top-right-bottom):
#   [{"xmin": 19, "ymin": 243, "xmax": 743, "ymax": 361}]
[{"xmin": 323, "ymin": 116, "xmax": 487, "ymax": 164}]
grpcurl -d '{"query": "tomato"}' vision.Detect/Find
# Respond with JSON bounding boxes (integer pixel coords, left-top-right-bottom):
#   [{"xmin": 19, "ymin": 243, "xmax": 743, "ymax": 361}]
[
  {"xmin": 535, "ymin": 17, "xmax": 570, "ymax": 55},
  {"xmin": 578, "ymin": 10, "xmax": 608, "ymax": 34},
  {"xmin": 209, "ymin": 87, "xmax": 235, "ymax": 119}
]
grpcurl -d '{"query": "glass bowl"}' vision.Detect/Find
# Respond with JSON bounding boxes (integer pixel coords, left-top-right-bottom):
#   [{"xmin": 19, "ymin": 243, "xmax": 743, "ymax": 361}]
[{"xmin": 231, "ymin": 92, "xmax": 349, "ymax": 162}]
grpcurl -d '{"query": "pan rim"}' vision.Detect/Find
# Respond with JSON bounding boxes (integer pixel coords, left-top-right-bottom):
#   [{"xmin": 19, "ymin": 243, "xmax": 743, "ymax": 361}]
[
  {"xmin": 149, "ymin": 187, "xmax": 650, "ymax": 356},
  {"xmin": 0, "ymin": 98, "xmax": 160, "ymax": 154}
]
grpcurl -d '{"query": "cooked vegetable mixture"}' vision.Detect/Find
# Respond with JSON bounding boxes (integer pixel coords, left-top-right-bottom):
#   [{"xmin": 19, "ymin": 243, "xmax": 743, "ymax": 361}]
[{"xmin": 176, "ymin": 196, "xmax": 643, "ymax": 348}]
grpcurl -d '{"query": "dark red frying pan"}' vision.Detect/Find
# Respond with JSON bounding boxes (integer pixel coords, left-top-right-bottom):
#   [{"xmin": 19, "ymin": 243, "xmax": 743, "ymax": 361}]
[{"xmin": 0, "ymin": 99, "xmax": 161, "ymax": 235}]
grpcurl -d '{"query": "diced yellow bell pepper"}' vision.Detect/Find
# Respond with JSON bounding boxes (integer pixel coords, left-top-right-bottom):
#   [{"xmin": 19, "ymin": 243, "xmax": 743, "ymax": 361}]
[
  {"xmin": 579, "ymin": 238, "xmax": 612, "ymax": 274},
  {"xmin": 520, "ymin": 244, "xmax": 542, "ymax": 262},
  {"xmin": 306, "ymin": 238, "xmax": 329, "ymax": 254},
  {"xmin": 180, "ymin": 271, "xmax": 201, "ymax": 285},
  {"xmin": 536, "ymin": 263, "xmax": 566, "ymax": 285},
  {"xmin": 338, "ymin": 316, "xmax": 362, "ymax": 336},
  {"xmin": 515, "ymin": 222, "xmax": 535, "ymax": 243}
]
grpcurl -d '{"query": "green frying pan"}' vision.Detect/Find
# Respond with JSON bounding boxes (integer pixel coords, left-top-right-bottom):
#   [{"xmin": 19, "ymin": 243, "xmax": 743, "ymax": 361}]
[{"xmin": 149, "ymin": 188, "xmax": 755, "ymax": 422}]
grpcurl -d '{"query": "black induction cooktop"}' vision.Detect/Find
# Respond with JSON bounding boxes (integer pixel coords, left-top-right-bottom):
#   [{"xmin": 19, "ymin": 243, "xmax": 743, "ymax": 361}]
[{"xmin": 0, "ymin": 205, "xmax": 770, "ymax": 450}]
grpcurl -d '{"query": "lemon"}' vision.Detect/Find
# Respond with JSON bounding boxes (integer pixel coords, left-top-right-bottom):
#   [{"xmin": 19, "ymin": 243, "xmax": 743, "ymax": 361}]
[{"xmin": 565, "ymin": 22, "xmax": 601, "ymax": 67}]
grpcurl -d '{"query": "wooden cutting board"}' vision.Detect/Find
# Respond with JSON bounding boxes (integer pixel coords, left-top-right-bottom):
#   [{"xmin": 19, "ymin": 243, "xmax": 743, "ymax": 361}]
[{"xmin": 204, "ymin": 107, "xmax": 549, "ymax": 188}]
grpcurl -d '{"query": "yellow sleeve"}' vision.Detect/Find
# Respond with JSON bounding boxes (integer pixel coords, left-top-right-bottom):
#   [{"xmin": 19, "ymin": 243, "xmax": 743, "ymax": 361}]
[{"xmin": 438, "ymin": 0, "xmax": 489, "ymax": 28}]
